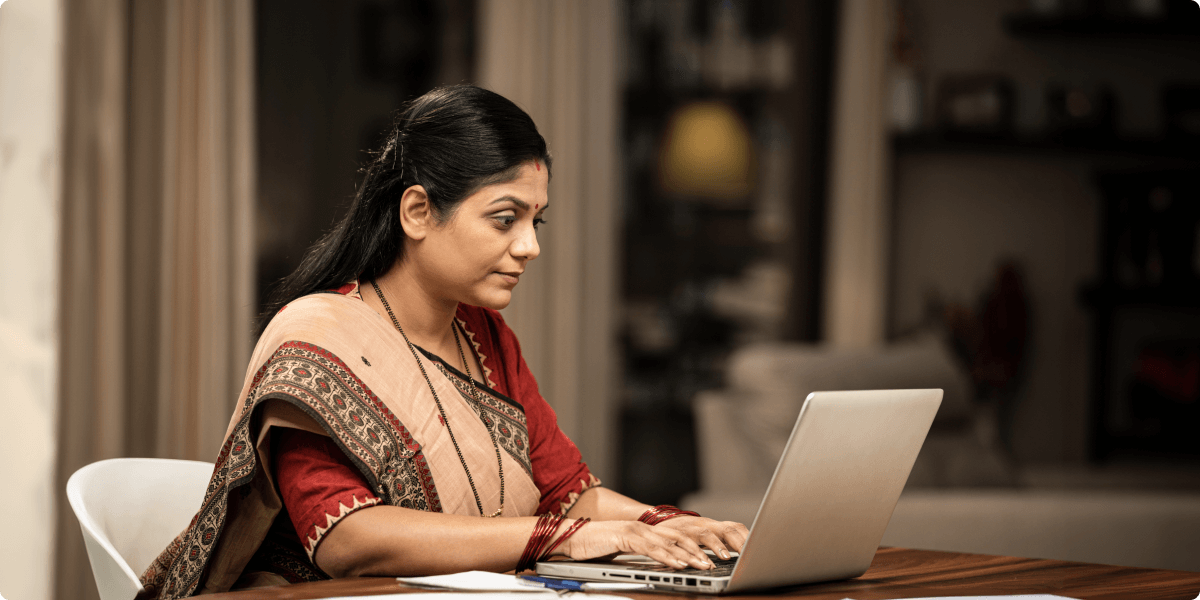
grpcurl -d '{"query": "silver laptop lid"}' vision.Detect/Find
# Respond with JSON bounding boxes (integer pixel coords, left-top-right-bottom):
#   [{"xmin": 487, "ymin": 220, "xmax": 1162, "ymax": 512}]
[
  {"xmin": 536, "ymin": 389, "xmax": 941, "ymax": 594},
  {"xmin": 726, "ymin": 388, "xmax": 942, "ymax": 592}
]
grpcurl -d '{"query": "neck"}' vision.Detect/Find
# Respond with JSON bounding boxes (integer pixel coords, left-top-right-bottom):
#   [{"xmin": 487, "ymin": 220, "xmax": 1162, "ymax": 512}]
[{"xmin": 367, "ymin": 260, "xmax": 458, "ymax": 351}]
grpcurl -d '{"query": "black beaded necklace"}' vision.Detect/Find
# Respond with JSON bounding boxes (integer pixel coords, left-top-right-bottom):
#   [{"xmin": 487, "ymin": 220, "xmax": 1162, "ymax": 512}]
[{"xmin": 370, "ymin": 280, "xmax": 505, "ymax": 517}]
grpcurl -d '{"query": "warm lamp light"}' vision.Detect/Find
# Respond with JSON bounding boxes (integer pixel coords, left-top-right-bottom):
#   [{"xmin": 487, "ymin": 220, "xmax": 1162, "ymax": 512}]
[{"xmin": 658, "ymin": 101, "xmax": 756, "ymax": 203}]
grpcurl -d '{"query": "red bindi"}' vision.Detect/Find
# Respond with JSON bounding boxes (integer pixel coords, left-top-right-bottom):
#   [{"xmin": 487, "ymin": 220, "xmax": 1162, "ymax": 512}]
[
  {"xmin": 535, "ymin": 162, "xmax": 540, "ymax": 171},
  {"xmin": 535, "ymin": 203, "xmax": 539, "ymax": 209}
]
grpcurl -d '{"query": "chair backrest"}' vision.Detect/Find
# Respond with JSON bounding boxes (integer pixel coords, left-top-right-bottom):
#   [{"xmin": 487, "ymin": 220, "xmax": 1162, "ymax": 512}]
[{"xmin": 66, "ymin": 458, "xmax": 214, "ymax": 600}]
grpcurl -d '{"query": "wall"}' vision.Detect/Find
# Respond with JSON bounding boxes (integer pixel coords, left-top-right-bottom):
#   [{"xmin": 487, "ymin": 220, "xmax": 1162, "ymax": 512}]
[
  {"xmin": 890, "ymin": 0, "xmax": 1200, "ymax": 462},
  {"xmin": 255, "ymin": 0, "xmax": 477, "ymax": 318},
  {"xmin": 0, "ymin": 0, "xmax": 62, "ymax": 598},
  {"xmin": 255, "ymin": 0, "xmax": 405, "ymax": 306}
]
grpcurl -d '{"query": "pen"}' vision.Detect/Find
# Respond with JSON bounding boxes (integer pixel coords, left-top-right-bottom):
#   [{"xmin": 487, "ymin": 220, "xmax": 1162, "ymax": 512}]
[{"xmin": 517, "ymin": 575, "xmax": 586, "ymax": 592}]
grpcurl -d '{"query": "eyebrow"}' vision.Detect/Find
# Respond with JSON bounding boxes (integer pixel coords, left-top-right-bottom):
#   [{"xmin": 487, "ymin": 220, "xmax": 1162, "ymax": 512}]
[
  {"xmin": 489, "ymin": 195, "xmax": 528, "ymax": 210},
  {"xmin": 488, "ymin": 195, "xmax": 549, "ymax": 211}
]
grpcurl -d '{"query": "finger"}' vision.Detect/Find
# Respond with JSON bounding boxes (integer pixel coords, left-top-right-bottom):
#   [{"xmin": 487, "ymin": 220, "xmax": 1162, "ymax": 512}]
[
  {"xmin": 622, "ymin": 525, "xmax": 691, "ymax": 570},
  {"xmin": 636, "ymin": 536, "xmax": 690, "ymax": 570},
  {"xmin": 654, "ymin": 529, "xmax": 712, "ymax": 569},
  {"xmin": 671, "ymin": 521, "xmax": 731, "ymax": 561},
  {"xmin": 720, "ymin": 522, "xmax": 750, "ymax": 552},
  {"xmin": 696, "ymin": 527, "xmax": 731, "ymax": 560},
  {"xmin": 661, "ymin": 538, "xmax": 711, "ymax": 570}
]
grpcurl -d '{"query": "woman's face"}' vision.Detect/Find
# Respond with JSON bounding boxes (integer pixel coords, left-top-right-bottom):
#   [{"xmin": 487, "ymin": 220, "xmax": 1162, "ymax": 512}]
[{"xmin": 409, "ymin": 160, "xmax": 549, "ymax": 310}]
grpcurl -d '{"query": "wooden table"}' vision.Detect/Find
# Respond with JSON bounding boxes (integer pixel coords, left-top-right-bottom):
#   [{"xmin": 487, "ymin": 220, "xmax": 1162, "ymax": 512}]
[{"xmin": 203, "ymin": 547, "xmax": 1200, "ymax": 600}]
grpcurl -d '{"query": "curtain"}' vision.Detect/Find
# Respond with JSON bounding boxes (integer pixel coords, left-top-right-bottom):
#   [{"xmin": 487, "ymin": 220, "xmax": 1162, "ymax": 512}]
[
  {"xmin": 476, "ymin": 0, "xmax": 620, "ymax": 481},
  {"xmin": 54, "ymin": 1, "xmax": 255, "ymax": 598}
]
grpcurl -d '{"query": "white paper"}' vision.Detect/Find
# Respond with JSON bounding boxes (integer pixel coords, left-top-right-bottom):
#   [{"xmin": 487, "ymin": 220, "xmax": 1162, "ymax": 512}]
[
  {"xmin": 396, "ymin": 571, "xmax": 535, "ymax": 592},
  {"xmin": 393, "ymin": 571, "xmax": 643, "ymax": 595},
  {"xmin": 840, "ymin": 596, "xmax": 1078, "ymax": 600},
  {"xmin": 325, "ymin": 594, "xmax": 566, "ymax": 600}
]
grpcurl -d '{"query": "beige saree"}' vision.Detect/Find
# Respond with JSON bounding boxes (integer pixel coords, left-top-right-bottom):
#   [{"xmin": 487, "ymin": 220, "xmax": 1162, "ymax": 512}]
[{"xmin": 139, "ymin": 290, "xmax": 542, "ymax": 598}]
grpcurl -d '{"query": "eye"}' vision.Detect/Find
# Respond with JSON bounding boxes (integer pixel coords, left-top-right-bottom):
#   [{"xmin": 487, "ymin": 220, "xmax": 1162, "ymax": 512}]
[
  {"xmin": 491, "ymin": 211, "xmax": 517, "ymax": 228},
  {"xmin": 533, "ymin": 217, "xmax": 547, "ymax": 230}
]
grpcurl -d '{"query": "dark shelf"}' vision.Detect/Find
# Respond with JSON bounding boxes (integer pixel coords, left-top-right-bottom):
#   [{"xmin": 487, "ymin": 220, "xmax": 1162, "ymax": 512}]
[
  {"xmin": 1004, "ymin": 14, "xmax": 1200, "ymax": 39},
  {"xmin": 893, "ymin": 132, "xmax": 1200, "ymax": 160},
  {"xmin": 1080, "ymin": 283, "xmax": 1200, "ymax": 309}
]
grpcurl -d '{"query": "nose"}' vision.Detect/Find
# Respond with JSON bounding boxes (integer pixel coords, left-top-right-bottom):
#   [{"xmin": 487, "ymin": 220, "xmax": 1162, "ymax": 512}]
[{"xmin": 511, "ymin": 221, "xmax": 540, "ymax": 262}]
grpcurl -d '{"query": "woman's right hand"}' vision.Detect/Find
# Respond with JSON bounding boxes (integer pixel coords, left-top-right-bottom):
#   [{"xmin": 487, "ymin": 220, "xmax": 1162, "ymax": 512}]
[{"xmin": 555, "ymin": 520, "xmax": 715, "ymax": 570}]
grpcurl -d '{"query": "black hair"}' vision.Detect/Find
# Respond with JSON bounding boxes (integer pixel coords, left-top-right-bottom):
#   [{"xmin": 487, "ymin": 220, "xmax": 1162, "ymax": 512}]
[{"xmin": 256, "ymin": 85, "xmax": 551, "ymax": 335}]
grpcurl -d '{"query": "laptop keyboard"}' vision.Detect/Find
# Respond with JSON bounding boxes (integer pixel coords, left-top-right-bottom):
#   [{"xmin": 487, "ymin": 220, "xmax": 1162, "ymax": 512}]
[{"xmin": 621, "ymin": 556, "xmax": 739, "ymax": 577}]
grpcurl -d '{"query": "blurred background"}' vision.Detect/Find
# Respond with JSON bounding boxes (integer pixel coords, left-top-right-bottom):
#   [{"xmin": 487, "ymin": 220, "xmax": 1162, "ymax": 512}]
[{"xmin": 3, "ymin": 0, "xmax": 1200, "ymax": 598}]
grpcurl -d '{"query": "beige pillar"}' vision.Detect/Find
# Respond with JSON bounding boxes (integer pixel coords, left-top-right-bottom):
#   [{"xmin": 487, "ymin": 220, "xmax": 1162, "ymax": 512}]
[
  {"xmin": 0, "ymin": 1, "xmax": 64, "ymax": 598},
  {"xmin": 824, "ymin": 0, "xmax": 893, "ymax": 348},
  {"xmin": 477, "ymin": 0, "xmax": 620, "ymax": 480}
]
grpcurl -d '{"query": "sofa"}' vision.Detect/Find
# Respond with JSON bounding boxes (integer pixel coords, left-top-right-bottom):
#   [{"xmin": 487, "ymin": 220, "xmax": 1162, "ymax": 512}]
[{"xmin": 680, "ymin": 337, "xmax": 1200, "ymax": 572}]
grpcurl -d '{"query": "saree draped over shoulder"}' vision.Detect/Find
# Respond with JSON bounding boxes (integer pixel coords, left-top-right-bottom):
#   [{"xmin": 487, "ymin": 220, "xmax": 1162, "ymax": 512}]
[{"xmin": 140, "ymin": 287, "xmax": 596, "ymax": 598}]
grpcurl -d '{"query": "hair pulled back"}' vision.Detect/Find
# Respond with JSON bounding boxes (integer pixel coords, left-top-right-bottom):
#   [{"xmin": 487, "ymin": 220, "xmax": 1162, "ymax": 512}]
[{"xmin": 258, "ymin": 85, "xmax": 551, "ymax": 335}]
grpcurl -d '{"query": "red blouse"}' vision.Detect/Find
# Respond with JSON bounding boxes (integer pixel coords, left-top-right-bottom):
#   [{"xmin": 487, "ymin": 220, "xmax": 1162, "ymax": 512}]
[{"xmin": 273, "ymin": 298, "xmax": 597, "ymax": 554}]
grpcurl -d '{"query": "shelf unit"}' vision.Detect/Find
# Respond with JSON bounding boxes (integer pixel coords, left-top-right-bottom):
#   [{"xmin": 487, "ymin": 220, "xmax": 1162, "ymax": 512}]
[
  {"xmin": 893, "ymin": 132, "xmax": 1200, "ymax": 160},
  {"xmin": 1004, "ymin": 13, "xmax": 1200, "ymax": 38},
  {"xmin": 891, "ymin": 8, "xmax": 1200, "ymax": 463}
]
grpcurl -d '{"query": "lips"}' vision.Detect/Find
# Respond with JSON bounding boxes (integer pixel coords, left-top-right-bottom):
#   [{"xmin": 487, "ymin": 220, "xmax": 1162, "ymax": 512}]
[{"xmin": 495, "ymin": 271, "xmax": 522, "ymax": 285}]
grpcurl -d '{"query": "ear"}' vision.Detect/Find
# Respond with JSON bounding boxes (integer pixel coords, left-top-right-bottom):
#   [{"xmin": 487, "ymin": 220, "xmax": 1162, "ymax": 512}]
[{"xmin": 398, "ymin": 185, "xmax": 434, "ymax": 241}]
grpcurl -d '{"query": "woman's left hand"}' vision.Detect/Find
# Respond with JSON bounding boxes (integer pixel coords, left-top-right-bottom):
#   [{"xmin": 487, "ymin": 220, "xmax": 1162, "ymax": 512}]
[{"xmin": 652, "ymin": 516, "xmax": 749, "ymax": 560}]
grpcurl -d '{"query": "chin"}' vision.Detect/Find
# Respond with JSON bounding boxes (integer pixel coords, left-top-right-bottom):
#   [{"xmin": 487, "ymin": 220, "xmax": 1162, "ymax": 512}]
[{"xmin": 470, "ymin": 289, "xmax": 513, "ymax": 310}]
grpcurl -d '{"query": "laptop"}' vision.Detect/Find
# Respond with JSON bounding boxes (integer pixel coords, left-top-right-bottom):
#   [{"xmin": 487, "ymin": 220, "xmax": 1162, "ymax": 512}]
[{"xmin": 537, "ymin": 388, "xmax": 942, "ymax": 594}]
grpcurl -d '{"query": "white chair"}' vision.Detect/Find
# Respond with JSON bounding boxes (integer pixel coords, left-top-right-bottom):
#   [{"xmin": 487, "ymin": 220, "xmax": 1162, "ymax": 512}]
[{"xmin": 67, "ymin": 458, "xmax": 214, "ymax": 600}]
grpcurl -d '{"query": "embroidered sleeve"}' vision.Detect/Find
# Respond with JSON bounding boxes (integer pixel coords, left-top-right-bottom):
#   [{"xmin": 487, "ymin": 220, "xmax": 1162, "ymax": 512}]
[
  {"xmin": 273, "ymin": 427, "xmax": 382, "ymax": 561},
  {"xmin": 457, "ymin": 305, "xmax": 602, "ymax": 515}
]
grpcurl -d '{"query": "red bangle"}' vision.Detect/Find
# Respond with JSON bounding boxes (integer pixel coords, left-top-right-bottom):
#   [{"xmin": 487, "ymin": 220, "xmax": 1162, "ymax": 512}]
[
  {"xmin": 638, "ymin": 505, "xmax": 700, "ymax": 526},
  {"xmin": 517, "ymin": 513, "xmax": 592, "ymax": 572},
  {"xmin": 542, "ymin": 517, "xmax": 590, "ymax": 558},
  {"xmin": 517, "ymin": 514, "xmax": 563, "ymax": 573}
]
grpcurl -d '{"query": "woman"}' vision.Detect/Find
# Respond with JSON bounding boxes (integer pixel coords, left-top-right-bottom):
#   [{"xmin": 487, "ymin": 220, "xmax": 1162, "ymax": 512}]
[{"xmin": 140, "ymin": 85, "xmax": 748, "ymax": 598}]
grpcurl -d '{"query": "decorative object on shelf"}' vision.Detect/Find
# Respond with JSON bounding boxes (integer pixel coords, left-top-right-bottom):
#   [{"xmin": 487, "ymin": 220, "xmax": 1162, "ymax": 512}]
[
  {"xmin": 1163, "ymin": 84, "xmax": 1200, "ymax": 141},
  {"xmin": 935, "ymin": 74, "xmax": 1015, "ymax": 135},
  {"xmin": 658, "ymin": 101, "xmax": 756, "ymax": 205},
  {"xmin": 1100, "ymin": 170, "xmax": 1200, "ymax": 287},
  {"xmin": 1028, "ymin": 0, "xmax": 1170, "ymax": 17},
  {"xmin": 1045, "ymin": 83, "xmax": 1116, "ymax": 142},
  {"xmin": 1087, "ymin": 169, "xmax": 1200, "ymax": 461},
  {"xmin": 1129, "ymin": 340, "xmax": 1200, "ymax": 453},
  {"xmin": 1005, "ymin": 0, "xmax": 1200, "ymax": 36},
  {"xmin": 932, "ymin": 262, "xmax": 1030, "ymax": 456},
  {"xmin": 944, "ymin": 262, "xmax": 1030, "ymax": 400}
]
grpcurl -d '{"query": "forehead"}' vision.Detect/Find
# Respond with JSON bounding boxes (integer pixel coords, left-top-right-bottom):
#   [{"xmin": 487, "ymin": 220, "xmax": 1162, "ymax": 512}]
[{"xmin": 465, "ymin": 162, "xmax": 549, "ymax": 207}]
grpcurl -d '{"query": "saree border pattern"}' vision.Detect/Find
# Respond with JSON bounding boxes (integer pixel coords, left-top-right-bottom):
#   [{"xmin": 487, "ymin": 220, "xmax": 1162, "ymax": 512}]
[
  {"xmin": 433, "ymin": 360, "xmax": 534, "ymax": 477},
  {"xmin": 252, "ymin": 342, "xmax": 441, "ymax": 512},
  {"xmin": 455, "ymin": 316, "xmax": 497, "ymax": 387},
  {"xmin": 140, "ymin": 409, "xmax": 256, "ymax": 598},
  {"xmin": 140, "ymin": 341, "xmax": 441, "ymax": 599}
]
